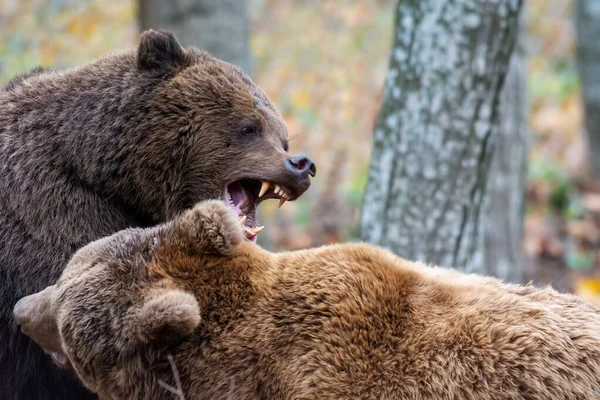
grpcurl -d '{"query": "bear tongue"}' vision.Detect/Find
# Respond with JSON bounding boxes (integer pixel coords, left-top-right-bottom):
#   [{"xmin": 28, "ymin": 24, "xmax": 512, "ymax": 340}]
[{"xmin": 228, "ymin": 181, "xmax": 250, "ymax": 213}]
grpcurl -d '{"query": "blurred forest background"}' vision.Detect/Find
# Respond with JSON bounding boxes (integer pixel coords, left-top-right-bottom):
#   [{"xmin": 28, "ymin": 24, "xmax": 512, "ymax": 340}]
[{"xmin": 1, "ymin": 0, "xmax": 599, "ymax": 300}]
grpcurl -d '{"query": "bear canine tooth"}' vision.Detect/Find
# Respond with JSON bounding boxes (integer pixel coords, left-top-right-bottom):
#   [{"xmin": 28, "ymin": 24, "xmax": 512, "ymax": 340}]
[
  {"xmin": 243, "ymin": 226, "xmax": 259, "ymax": 240},
  {"xmin": 239, "ymin": 215, "xmax": 247, "ymax": 225},
  {"xmin": 278, "ymin": 197, "xmax": 287, "ymax": 208},
  {"xmin": 250, "ymin": 225, "xmax": 265, "ymax": 235},
  {"xmin": 258, "ymin": 181, "xmax": 270, "ymax": 198}
]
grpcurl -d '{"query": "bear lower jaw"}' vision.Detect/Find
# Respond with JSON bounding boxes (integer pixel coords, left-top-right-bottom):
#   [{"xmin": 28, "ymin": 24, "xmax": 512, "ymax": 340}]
[{"xmin": 224, "ymin": 178, "xmax": 294, "ymax": 242}]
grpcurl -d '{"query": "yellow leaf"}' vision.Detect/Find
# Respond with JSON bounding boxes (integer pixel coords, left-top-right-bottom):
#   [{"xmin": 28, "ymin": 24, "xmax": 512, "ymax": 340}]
[{"xmin": 574, "ymin": 278, "xmax": 600, "ymax": 306}]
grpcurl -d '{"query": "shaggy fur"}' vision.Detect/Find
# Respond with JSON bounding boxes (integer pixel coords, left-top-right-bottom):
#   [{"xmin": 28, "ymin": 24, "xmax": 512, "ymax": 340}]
[
  {"xmin": 14, "ymin": 201, "xmax": 600, "ymax": 400},
  {"xmin": 1, "ymin": 30, "xmax": 311, "ymax": 399}
]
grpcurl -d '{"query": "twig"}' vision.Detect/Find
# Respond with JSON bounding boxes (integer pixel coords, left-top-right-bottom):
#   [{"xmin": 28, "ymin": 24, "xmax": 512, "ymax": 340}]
[{"xmin": 158, "ymin": 353, "xmax": 185, "ymax": 400}]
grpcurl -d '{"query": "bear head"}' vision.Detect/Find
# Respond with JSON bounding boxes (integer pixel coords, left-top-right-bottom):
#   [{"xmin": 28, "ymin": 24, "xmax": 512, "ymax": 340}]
[
  {"xmin": 29, "ymin": 29, "xmax": 315, "ymax": 241},
  {"xmin": 13, "ymin": 200, "xmax": 250, "ymax": 398},
  {"xmin": 132, "ymin": 30, "xmax": 316, "ymax": 240}
]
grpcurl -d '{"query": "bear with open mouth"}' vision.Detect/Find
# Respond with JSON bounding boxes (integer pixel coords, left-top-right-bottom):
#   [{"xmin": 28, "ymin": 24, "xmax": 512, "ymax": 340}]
[
  {"xmin": 0, "ymin": 30, "xmax": 314, "ymax": 399},
  {"xmin": 15, "ymin": 200, "xmax": 600, "ymax": 400}
]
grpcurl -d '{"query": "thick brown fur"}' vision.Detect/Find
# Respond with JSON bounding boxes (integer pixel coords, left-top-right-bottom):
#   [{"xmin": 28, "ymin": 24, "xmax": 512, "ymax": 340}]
[
  {"xmin": 1, "ymin": 30, "xmax": 311, "ymax": 399},
  {"xmin": 15, "ymin": 201, "xmax": 600, "ymax": 400}
]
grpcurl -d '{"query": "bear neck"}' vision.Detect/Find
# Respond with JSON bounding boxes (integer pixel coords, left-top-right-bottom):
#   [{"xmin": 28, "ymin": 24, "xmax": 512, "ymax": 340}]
[
  {"xmin": 1, "ymin": 52, "xmax": 172, "ymax": 226},
  {"xmin": 179, "ymin": 244, "xmax": 271, "ymax": 339}
]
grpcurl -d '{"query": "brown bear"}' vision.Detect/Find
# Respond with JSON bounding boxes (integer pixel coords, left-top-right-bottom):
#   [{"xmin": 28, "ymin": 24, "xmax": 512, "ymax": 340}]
[
  {"xmin": 0, "ymin": 30, "xmax": 314, "ymax": 399},
  {"xmin": 14, "ymin": 200, "xmax": 600, "ymax": 400}
]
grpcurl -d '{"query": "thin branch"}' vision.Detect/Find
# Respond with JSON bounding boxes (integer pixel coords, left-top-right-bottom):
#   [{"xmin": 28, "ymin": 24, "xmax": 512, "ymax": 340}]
[
  {"xmin": 158, "ymin": 353, "xmax": 185, "ymax": 400},
  {"xmin": 158, "ymin": 380, "xmax": 180, "ymax": 397}
]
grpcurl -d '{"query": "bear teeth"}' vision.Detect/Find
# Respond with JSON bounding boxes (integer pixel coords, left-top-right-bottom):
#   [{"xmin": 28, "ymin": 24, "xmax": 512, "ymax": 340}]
[
  {"xmin": 243, "ymin": 225, "xmax": 264, "ymax": 239},
  {"xmin": 258, "ymin": 180, "xmax": 291, "ymax": 203},
  {"xmin": 258, "ymin": 181, "xmax": 270, "ymax": 197},
  {"xmin": 239, "ymin": 213, "xmax": 264, "ymax": 239}
]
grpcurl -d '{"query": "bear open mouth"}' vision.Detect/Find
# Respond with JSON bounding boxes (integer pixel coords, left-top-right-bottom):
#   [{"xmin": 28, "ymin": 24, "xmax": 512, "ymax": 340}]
[{"xmin": 224, "ymin": 179, "xmax": 294, "ymax": 242}]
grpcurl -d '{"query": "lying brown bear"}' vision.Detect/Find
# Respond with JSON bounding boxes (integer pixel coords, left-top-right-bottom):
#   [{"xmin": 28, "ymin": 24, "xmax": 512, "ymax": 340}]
[{"xmin": 14, "ymin": 201, "xmax": 600, "ymax": 399}]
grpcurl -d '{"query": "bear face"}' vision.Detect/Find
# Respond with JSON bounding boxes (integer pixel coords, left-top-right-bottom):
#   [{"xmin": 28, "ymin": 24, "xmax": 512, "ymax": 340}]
[
  {"xmin": 132, "ymin": 31, "xmax": 316, "ymax": 239},
  {"xmin": 15, "ymin": 201, "xmax": 600, "ymax": 399}
]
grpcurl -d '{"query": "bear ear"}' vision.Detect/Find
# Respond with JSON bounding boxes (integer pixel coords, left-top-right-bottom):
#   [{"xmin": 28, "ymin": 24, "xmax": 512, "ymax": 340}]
[
  {"xmin": 174, "ymin": 200, "xmax": 244, "ymax": 256},
  {"xmin": 137, "ymin": 29, "xmax": 188, "ymax": 72},
  {"xmin": 13, "ymin": 285, "xmax": 63, "ymax": 354},
  {"xmin": 133, "ymin": 289, "xmax": 200, "ymax": 344}
]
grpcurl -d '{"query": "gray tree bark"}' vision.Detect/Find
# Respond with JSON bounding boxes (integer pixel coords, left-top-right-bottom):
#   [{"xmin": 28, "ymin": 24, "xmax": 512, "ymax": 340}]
[
  {"xmin": 138, "ymin": 0, "xmax": 252, "ymax": 75},
  {"xmin": 361, "ymin": 0, "xmax": 523, "ymax": 274},
  {"xmin": 482, "ymin": 22, "xmax": 527, "ymax": 283},
  {"xmin": 576, "ymin": 0, "xmax": 600, "ymax": 179}
]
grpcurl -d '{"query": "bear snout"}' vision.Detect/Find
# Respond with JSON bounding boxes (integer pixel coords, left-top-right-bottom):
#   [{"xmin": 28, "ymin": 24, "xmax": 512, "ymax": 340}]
[
  {"xmin": 13, "ymin": 285, "xmax": 63, "ymax": 355},
  {"xmin": 13, "ymin": 297, "xmax": 29, "ymax": 325},
  {"xmin": 280, "ymin": 155, "xmax": 316, "ymax": 196},
  {"xmin": 285, "ymin": 155, "xmax": 316, "ymax": 184}
]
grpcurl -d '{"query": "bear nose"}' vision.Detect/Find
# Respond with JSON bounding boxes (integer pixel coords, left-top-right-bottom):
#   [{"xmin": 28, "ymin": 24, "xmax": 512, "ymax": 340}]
[{"xmin": 285, "ymin": 155, "xmax": 316, "ymax": 180}]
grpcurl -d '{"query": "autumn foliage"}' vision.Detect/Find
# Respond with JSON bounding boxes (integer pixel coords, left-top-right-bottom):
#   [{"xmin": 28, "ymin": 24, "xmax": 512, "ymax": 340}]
[{"xmin": 1, "ymin": 0, "xmax": 598, "ymax": 298}]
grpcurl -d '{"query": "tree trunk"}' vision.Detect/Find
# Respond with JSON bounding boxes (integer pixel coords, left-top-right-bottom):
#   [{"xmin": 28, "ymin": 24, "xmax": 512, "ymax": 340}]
[
  {"xmin": 138, "ymin": 0, "xmax": 252, "ymax": 75},
  {"xmin": 482, "ymin": 18, "xmax": 527, "ymax": 283},
  {"xmin": 576, "ymin": 0, "xmax": 600, "ymax": 179},
  {"xmin": 361, "ymin": 0, "xmax": 523, "ymax": 274}
]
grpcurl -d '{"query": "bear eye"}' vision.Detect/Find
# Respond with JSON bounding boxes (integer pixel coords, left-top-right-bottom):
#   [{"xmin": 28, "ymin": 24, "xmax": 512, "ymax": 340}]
[{"xmin": 240, "ymin": 125, "xmax": 259, "ymax": 136}]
